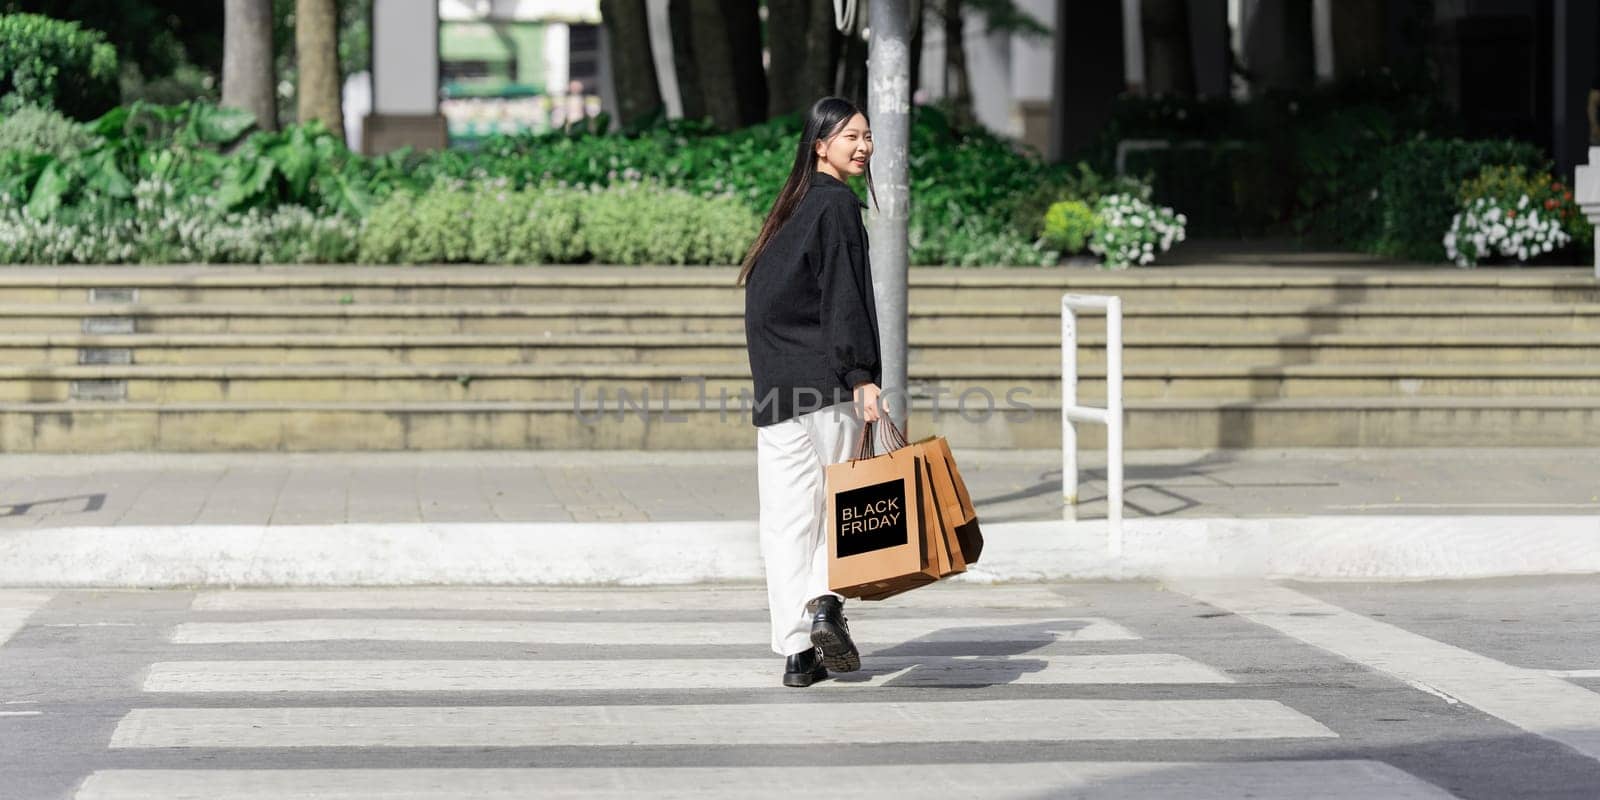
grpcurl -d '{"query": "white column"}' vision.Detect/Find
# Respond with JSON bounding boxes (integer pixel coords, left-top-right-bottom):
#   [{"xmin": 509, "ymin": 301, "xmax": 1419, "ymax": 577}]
[
  {"xmin": 1227, "ymin": 0, "xmax": 1250, "ymax": 99},
  {"xmin": 1311, "ymin": 0, "xmax": 1335, "ymax": 83},
  {"xmin": 1121, "ymin": 0, "xmax": 1146, "ymax": 94},
  {"xmin": 372, "ymin": 0, "xmax": 440, "ymax": 115},
  {"xmin": 544, "ymin": 23, "xmax": 570, "ymax": 94},
  {"xmin": 1576, "ymin": 147, "xmax": 1600, "ymax": 279}
]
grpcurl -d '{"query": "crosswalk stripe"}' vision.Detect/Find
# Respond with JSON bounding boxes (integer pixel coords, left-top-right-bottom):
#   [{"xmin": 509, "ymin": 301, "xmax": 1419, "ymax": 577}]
[
  {"xmin": 190, "ymin": 585, "xmax": 1072, "ymax": 612},
  {"xmin": 0, "ymin": 591, "xmax": 52, "ymax": 647},
  {"xmin": 75, "ymin": 761, "xmax": 1454, "ymax": 800},
  {"xmin": 1174, "ymin": 581, "xmax": 1600, "ymax": 763},
  {"xmin": 1547, "ymin": 669, "xmax": 1600, "ymax": 679},
  {"xmin": 142, "ymin": 654, "xmax": 1233, "ymax": 692},
  {"xmin": 108, "ymin": 700, "xmax": 1335, "ymax": 748},
  {"xmin": 170, "ymin": 617, "xmax": 1139, "ymax": 645}
]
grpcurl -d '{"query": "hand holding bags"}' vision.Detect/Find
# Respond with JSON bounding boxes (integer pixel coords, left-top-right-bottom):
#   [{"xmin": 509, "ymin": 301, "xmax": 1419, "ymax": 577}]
[{"xmin": 825, "ymin": 418, "xmax": 983, "ymax": 600}]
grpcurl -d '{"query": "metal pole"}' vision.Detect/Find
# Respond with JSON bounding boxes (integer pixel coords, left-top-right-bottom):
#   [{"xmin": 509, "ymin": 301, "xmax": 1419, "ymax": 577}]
[
  {"xmin": 867, "ymin": 0, "xmax": 911, "ymax": 436},
  {"xmin": 1061, "ymin": 298, "xmax": 1079, "ymax": 519},
  {"xmin": 1107, "ymin": 297, "xmax": 1124, "ymax": 557}
]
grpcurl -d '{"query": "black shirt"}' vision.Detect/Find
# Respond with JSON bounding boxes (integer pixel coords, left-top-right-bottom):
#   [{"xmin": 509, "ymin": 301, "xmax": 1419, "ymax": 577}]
[{"xmin": 743, "ymin": 171, "xmax": 883, "ymax": 427}]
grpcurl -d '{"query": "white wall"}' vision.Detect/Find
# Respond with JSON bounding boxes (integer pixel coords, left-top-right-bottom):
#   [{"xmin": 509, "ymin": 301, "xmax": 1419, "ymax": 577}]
[{"xmin": 372, "ymin": 0, "xmax": 440, "ymax": 115}]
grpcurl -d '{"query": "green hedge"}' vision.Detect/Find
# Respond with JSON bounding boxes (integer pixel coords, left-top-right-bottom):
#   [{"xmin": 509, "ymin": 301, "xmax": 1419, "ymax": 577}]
[
  {"xmin": 0, "ymin": 14, "xmax": 119, "ymax": 121},
  {"xmin": 358, "ymin": 181, "xmax": 759, "ymax": 266},
  {"xmin": 1095, "ymin": 77, "xmax": 1558, "ymax": 261},
  {"xmin": 0, "ymin": 105, "xmax": 95, "ymax": 157},
  {"xmin": 1373, "ymin": 139, "xmax": 1546, "ymax": 262},
  {"xmin": 5, "ymin": 100, "xmax": 1135, "ymax": 266}
]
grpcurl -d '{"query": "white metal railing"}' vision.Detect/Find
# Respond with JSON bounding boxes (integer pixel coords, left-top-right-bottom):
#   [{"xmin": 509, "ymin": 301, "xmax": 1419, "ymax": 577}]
[{"xmin": 1061, "ymin": 293, "xmax": 1125, "ymax": 556}]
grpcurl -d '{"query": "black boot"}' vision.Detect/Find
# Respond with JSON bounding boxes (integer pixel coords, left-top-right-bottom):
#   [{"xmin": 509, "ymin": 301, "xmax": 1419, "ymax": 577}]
[
  {"xmin": 809, "ymin": 595, "xmax": 861, "ymax": 673},
  {"xmin": 783, "ymin": 647, "xmax": 827, "ymax": 687}
]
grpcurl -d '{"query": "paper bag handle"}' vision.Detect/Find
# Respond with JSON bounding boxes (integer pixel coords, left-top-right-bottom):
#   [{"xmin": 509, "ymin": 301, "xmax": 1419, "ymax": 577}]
[{"xmin": 852, "ymin": 416, "xmax": 911, "ymax": 461}]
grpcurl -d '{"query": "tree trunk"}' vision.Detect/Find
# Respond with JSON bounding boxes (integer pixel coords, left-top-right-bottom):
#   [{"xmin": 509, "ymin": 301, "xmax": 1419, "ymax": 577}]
[
  {"xmin": 767, "ymin": 0, "xmax": 806, "ymax": 116},
  {"xmin": 687, "ymin": 0, "xmax": 736, "ymax": 128},
  {"xmin": 768, "ymin": 0, "xmax": 835, "ymax": 118},
  {"xmin": 600, "ymin": 0, "xmax": 664, "ymax": 127},
  {"xmin": 1330, "ymin": 0, "xmax": 1387, "ymax": 79},
  {"xmin": 295, "ymin": 0, "xmax": 344, "ymax": 142},
  {"xmin": 667, "ymin": 0, "xmax": 705, "ymax": 123},
  {"xmin": 686, "ymin": 0, "xmax": 768, "ymax": 130},
  {"xmin": 222, "ymin": 0, "xmax": 277, "ymax": 131},
  {"xmin": 943, "ymin": 0, "xmax": 973, "ymax": 128},
  {"xmin": 1142, "ymin": 0, "xmax": 1194, "ymax": 96},
  {"xmin": 723, "ymin": 0, "xmax": 768, "ymax": 125}
]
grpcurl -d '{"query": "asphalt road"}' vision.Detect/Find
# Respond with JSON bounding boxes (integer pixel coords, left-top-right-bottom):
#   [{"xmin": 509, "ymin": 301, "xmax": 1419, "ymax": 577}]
[{"xmin": 2, "ymin": 577, "xmax": 1598, "ymax": 799}]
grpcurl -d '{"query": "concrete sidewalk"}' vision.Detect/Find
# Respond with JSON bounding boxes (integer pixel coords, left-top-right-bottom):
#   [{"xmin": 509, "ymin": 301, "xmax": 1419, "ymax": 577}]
[
  {"xmin": 2, "ymin": 449, "xmax": 1598, "ymax": 587},
  {"xmin": 3, "ymin": 448, "xmax": 1599, "ymax": 530}
]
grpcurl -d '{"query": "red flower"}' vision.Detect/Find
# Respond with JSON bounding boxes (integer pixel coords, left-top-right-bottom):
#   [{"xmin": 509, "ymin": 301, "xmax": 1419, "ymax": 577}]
[
  {"xmin": 1553, "ymin": 182, "xmax": 1565, "ymax": 191},
  {"xmin": 1545, "ymin": 199, "xmax": 1558, "ymax": 209},
  {"xmin": 1507, "ymin": 209, "xmax": 1517, "ymax": 218},
  {"xmin": 1564, "ymin": 191, "xmax": 1574, "ymax": 201}
]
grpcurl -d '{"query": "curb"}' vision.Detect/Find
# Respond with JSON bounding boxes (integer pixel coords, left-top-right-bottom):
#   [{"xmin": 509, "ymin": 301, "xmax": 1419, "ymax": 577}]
[{"xmin": 2, "ymin": 516, "xmax": 1598, "ymax": 588}]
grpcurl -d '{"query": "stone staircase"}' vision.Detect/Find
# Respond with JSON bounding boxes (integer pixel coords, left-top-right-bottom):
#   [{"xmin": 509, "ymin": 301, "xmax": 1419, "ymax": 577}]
[{"xmin": 1, "ymin": 265, "xmax": 1598, "ymax": 451}]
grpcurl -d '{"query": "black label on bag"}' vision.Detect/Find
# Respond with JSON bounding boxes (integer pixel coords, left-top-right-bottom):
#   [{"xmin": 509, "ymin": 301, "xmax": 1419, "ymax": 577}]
[{"xmin": 835, "ymin": 478, "xmax": 909, "ymax": 557}]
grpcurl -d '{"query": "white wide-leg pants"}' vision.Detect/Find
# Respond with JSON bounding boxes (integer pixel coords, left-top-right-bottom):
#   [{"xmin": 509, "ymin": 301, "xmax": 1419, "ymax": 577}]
[{"xmin": 755, "ymin": 399, "xmax": 865, "ymax": 656}]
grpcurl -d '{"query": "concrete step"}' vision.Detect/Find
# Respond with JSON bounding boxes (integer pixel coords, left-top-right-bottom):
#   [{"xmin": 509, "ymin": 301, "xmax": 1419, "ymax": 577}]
[
  {"xmin": 9, "ymin": 363, "xmax": 1600, "ymax": 403},
  {"xmin": 3, "ymin": 266, "xmax": 1597, "ymax": 306},
  {"xmin": 5, "ymin": 397, "xmax": 1599, "ymax": 451},
  {"xmin": 9, "ymin": 333, "xmax": 1600, "ymax": 367},
  {"xmin": 11, "ymin": 303, "xmax": 1600, "ymax": 336}
]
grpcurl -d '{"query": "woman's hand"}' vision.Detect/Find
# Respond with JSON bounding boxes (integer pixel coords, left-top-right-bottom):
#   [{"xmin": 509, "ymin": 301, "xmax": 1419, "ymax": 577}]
[{"xmin": 854, "ymin": 382, "xmax": 882, "ymax": 423}]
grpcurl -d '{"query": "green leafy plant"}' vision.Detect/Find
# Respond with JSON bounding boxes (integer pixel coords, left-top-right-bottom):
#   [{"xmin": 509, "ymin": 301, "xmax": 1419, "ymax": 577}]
[
  {"xmin": 1041, "ymin": 200, "xmax": 1098, "ymax": 253},
  {"xmin": 0, "ymin": 105, "xmax": 94, "ymax": 157},
  {"xmin": 0, "ymin": 181, "xmax": 359, "ymax": 265},
  {"xmin": 0, "ymin": 14, "xmax": 119, "ymax": 120},
  {"xmin": 1373, "ymin": 138, "xmax": 1545, "ymax": 262},
  {"xmin": 1090, "ymin": 194, "xmax": 1187, "ymax": 269},
  {"xmin": 1459, "ymin": 165, "xmax": 1591, "ymax": 252},
  {"xmin": 357, "ymin": 180, "xmax": 757, "ymax": 266},
  {"xmin": 1445, "ymin": 195, "xmax": 1570, "ymax": 268}
]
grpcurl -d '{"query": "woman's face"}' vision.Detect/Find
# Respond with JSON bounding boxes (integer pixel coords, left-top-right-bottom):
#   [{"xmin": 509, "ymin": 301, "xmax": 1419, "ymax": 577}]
[{"xmin": 815, "ymin": 113, "xmax": 873, "ymax": 179}]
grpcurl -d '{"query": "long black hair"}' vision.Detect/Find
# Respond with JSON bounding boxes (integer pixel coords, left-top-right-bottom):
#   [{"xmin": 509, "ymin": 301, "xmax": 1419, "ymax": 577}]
[{"xmin": 736, "ymin": 96, "xmax": 878, "ymax": 286}]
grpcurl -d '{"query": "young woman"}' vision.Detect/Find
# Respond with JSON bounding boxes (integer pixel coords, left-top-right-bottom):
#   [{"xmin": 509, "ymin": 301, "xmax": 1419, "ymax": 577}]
[{"xmin": 738, "ymin": 96, "xmax": 884, "ymax": 688}]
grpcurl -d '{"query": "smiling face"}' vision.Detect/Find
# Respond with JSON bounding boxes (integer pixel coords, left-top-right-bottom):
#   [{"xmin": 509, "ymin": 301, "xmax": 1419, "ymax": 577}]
[{"xmin": 814, "ymin": 112, "xmax": 873, "ymax": 180}]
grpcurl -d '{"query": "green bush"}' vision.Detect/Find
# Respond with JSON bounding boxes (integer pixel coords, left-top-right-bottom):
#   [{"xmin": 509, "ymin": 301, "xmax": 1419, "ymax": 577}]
[
  {"xmin": 1041, "ymin": 200, "xmax": 1098, "ymax": 253},
  {"xmin": 0, "ymin": 105, "xmax": 94, "ymax": 157},
  {"xmin": 0, "ymin": 14, "xmax": 119, "ymax": 120},
  {"xmin": 0, "ymin": 99, "xmax": 1137, "ymax": 266},
  {"xmin": 582, "ymin": 183, "xmax": 756, "ymax": 265},
  {"xmin": 467, "ymin": 180, "xmax": 585, "ymax": 264},
  {"xmin": 910, "ymin": 216, "xmax": 1060, "ymax": 267},
  {"xmin": 1373, "ymin": 138, "xmax": 1545, "ymax": 262},
  {"xmin": 0, "ymin": 188, "xmax": 359, "ymax": 265},
  {"xmin": 1459, "ymin": 165, "xmax": 1592, "ymax": 253},
  {"xmin": 358, "ymin": 181, "xmax": 758, "ymax": 265}
]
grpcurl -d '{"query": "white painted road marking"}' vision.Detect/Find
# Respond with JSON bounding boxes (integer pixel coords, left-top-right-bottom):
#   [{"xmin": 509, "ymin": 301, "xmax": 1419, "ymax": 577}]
[
  {"xmin": 0, "ymin": 590, "xmax": 52, "ymax": 646},
  {"xmin": 169, "ymin": 617, "xmax": 1139, "ymax": 645},
  {"xmin": 142, "ymin": 654, "xmax": 1233, "ymax": 693},
  {"xmin": 191, "ymin": 585, "xmax": 1073, "ymax": 612},
  {"xmin": 1174, "ymin": 580, "xmax": 1600, "ymax": 763},
  {"xmin": 75, "ymin": 761, "xmax": 1453, "ymax": 800},
  {"xmin": 108, "ymin": 700, "xmax": 1336, "ymax": 748}
]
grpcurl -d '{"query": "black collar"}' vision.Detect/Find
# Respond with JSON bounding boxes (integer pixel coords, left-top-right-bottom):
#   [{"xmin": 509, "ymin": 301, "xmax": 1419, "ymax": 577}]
[{"xmin": 810, "ymin": 170, "xmax": 869, "ymax": 208}]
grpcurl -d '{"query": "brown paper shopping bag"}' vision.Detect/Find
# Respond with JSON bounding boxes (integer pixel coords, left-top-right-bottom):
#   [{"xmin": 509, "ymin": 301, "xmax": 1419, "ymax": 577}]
[
  {"xmin": 916, "ymin": 435, "xmax": 984, "ymax": 565},
  {"xmin": 855, "ymin": 447, "xmax": 963, "ymax": 601},
  {"xmin": 826, "ymin": 420, "xmax": 939, "ymax": 599}
]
